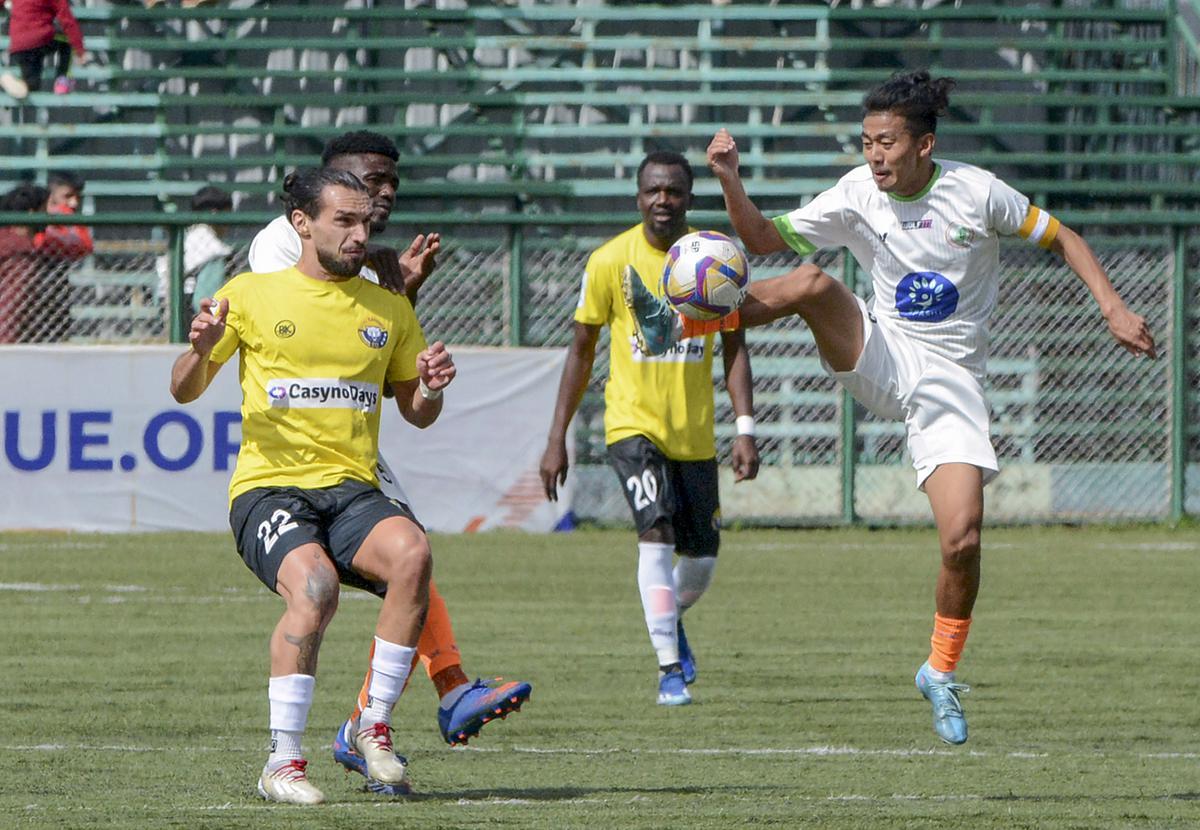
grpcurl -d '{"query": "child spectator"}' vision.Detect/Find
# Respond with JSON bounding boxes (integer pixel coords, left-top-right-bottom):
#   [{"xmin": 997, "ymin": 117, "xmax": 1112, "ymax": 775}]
[
  {"xmin": 34, "ymin": 170, "xmax": 93, "ymax": 258},
  {"xmin": 5, "ymin": 0, "xmax": 87, "ymax": 94}
]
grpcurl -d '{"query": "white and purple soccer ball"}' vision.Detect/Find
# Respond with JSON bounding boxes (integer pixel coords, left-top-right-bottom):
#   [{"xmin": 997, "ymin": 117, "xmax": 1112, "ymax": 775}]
[{"xmin": 661, "ymin": 230, "xmax": 750, "ymax": 321}]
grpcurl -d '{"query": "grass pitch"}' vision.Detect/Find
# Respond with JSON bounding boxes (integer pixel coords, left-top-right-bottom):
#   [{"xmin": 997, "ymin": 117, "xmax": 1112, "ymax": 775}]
[{"xmin": 1, "ymin": 526, "xmax": 1199, "ymax": 829}]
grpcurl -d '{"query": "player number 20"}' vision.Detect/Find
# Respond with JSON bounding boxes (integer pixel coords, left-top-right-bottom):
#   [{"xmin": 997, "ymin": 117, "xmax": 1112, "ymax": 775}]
[
  {"xmin": 626, "ymin": 470, "xmax": 659, "ymax": 509},
  {"xmin": 257, "ymin": 509, "xmax": 299, "ymax": 555}
]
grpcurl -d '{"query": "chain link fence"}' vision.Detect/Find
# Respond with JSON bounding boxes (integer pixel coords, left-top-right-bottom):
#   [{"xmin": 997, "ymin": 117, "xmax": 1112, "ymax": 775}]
[{"xmin": 0, "ymin": 220, "xmax": 1189, "ymax": 523}]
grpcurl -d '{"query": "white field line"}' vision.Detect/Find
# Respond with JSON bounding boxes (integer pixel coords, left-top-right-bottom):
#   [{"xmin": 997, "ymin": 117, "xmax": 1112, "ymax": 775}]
[
  {"xmin": 735, "ymin": 541, "xmax": 1199, "ymax": 553},
  {"xmin": 4, "ymin": 742, "xmax": 1196, "ymax": 761}
]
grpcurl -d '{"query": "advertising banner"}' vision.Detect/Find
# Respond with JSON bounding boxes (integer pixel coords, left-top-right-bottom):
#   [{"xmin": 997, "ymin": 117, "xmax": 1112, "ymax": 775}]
[{"xmin": 0, "ymin": 345, "xmax": 570, "ymax": 533}]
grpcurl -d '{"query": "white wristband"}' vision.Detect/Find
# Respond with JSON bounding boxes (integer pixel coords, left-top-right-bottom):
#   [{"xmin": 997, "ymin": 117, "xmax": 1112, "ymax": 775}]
[
  {"xmin": 419, "ymin": 379, "xmax": 442, "ymax": 401},
  {"xmin": 735, "ymin": 415, "xmax": 756, "ymax": 437}
]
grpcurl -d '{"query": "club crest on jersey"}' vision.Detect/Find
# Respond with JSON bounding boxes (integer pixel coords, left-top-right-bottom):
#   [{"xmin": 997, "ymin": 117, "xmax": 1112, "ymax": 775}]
[
  {"xmin": 359, "ymin": 317, "xmax": 389, "ymax": 349},
  {"xmin": 946, "ymin": 223, "xmax": 975, "ymax": 248},
  {"xmin": 274, "ymin": 320, "xmax": 296, "ymax": 338},
  {"xmin": 895, "ymin": 271, "xmax": 959, "ymax": 322}
]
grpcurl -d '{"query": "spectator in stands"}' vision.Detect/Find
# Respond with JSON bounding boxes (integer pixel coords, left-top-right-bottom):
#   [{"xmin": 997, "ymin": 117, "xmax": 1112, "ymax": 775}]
[
  {"xmin": 183, "ymin": 184, "xmax": 233, "ymax": 313},
  {"xmin": 26, "ymin": 170, "xmax": 90, "ymax": 342},
  {"xmin": 34, "ymin": 170, "xmax": 92, "ymax": 258},
  {"xmin": 4, "ymin": 0, "xmax": 88, "ymax": 95},
  {"xmin": 0, "ymin": 183, "xmax": 48, "ymax": 342}
]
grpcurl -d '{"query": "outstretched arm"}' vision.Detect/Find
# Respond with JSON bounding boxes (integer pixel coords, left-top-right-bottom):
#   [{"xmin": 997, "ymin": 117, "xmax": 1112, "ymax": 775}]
[
  {"xmin": 539, "ymin": 322, "xmax": 602, "ymax": 501},
  {"xmin": 720, "ymin": 328, "xmax": 760, "ymax": 482},
  {"xmin": 708, "ymin": 129, "xmax": 789, "ymax": 255},
  {"xmin": 170, "ymin": 297, "xmax": 228, "ymax": 403},
  {"xmin": 1050, "ymin": 225, "xmax": 1157, "ymax": 359}
]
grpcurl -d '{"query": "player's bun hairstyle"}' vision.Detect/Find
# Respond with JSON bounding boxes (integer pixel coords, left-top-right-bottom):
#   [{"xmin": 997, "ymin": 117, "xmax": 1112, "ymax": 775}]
[
  {"xmin": 637, "ymin": 150, "xmax": 694, "ymax": 191},
  {"xmin": 321, "ymin": 130, "xmax": 400, "ymax": 165},
  {"xmin": 862, "ymin": 70, "xmax": 956, "ymax": 136},
  {"xmin": 282, "ymin": 167, "xmax": 369, "ymax": 219},
  {"xmin": 0, "ymin": 182, "xmax": 48, "ymax": 212},
  {"xmin": 191, "ymin": 184, "xmax": 233, "ymax": 213}
]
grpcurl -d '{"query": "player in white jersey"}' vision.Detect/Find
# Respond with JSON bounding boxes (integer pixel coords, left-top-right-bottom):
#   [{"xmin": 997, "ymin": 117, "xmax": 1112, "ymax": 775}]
[
  {"xmin": 627, "ymin": 70, "xmax": 1156, "ymax": 745},
  {"xmin": 248, "ymin": 131, "xmax": 532, "ymax": 763}
]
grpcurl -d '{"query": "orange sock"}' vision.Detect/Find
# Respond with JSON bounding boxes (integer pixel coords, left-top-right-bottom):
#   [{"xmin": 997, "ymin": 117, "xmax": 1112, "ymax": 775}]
[
  {"xmin": 928, "ymin": 613, "xmax": 971, "ymax": 674},
  {"xmin": 419, "ymin": 581, "xmax": 464, "ymax": 682},
  {"xmin": 680, "ymin": 309, "xmax": 740, "ymax": 339},
  {"xmin": 351, "ymin": 580, "xmax": 466, "ymax": 721}
]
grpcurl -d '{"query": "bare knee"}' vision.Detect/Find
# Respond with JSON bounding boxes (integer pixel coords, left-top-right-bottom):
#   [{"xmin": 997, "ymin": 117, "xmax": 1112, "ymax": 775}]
[
  {"xmin": 785, "ymin": 263, "xmax": 827, "ymax": 296},
  {"xmin": 282, "ymin": 554, "xmax": 340, "ymax": 626},
  {"xmin": 940, "ymin": 524, "xmax": 981, "ymax": 572},
  {"xmin": 378, "ymin": 536, "xmax": 433, "ymax": 589}
]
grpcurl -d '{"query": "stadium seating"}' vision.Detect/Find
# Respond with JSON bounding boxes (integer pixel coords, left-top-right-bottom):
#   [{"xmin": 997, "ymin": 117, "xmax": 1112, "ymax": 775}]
[{"xmin": 0, "ymin": 2, "xmax": 1197, "ymax": 221}]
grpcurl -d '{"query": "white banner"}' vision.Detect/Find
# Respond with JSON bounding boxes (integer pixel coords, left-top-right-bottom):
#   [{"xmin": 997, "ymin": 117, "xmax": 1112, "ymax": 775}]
[{"xmin": 0, "ymin": 345, "xmax": 570, "ymax": 533}]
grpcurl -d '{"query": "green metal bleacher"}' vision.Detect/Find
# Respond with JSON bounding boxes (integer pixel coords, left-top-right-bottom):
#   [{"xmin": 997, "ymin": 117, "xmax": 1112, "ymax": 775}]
[{"xmin": 0, "ymin": 1, "xmax": 1196, "ymax": 223}]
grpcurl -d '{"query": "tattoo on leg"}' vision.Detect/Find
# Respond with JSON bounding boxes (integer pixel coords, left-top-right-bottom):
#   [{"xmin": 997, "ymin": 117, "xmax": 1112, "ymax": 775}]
[
  {"xmin": 284, "ymin": 630, "xmax": 323, "ymax": 675},
  {"xmin": 304, "ymin": 567, "xmax": 339, "ymax": 617}
]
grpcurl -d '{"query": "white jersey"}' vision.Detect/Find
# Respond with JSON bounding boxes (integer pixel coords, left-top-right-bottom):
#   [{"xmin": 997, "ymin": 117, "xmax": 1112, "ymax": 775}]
[
  {"xmin": 247, "ymin": 215, "xmax": 408, "ymax": 505},
  {"xmin": 773, "ymin": 159, "xmax": 1058, "ymax": 379},
  {"xmin": 248, "ymin": 215, "xmax": 381, "ymax": 284}
]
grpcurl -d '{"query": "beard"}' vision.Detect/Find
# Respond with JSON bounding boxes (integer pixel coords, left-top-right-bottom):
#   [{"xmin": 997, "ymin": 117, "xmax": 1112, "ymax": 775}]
[{"xmin": 317, "ymin": 247, "xmax": 366, "ymax": 278}]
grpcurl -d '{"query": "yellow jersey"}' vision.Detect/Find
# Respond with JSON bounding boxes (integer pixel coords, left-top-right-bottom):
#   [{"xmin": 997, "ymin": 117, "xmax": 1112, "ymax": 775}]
[
  {"xmin": 210, "ymin": 266, "xmax": 426, "ymax": 502},
  {"xmin": 575, "ymin": 224, "xmax": 718, "ymax": 461}
]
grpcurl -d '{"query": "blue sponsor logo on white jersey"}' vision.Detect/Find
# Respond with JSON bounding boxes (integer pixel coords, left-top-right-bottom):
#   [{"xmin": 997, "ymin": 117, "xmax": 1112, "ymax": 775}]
[{"xmin": 895, "ymin": 271, "xmax": 958, "ymax": 322}]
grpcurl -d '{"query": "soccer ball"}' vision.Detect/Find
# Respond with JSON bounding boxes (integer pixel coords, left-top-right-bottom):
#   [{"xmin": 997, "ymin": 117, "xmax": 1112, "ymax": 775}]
[{"xmin": 661, "ymin": 231, "xmax": 750, "ymax": 321}]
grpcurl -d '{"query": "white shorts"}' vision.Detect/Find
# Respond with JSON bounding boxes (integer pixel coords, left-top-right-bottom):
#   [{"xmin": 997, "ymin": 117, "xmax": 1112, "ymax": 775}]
[{"xmin": 825, "ymin": 296, "xmax": 999, "ymax": 490}]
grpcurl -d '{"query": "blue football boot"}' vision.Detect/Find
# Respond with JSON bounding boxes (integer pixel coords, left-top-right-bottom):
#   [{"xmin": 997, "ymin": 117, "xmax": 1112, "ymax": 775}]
[
  {"xmin": 677, "ymin": 619, "xmax": 697, "ymax": 685},
  {"xmin": 657, "ymin": 668, "xmax": 692, "ymax": 706},
  {"xmin": 915, "ymin": 661, "xmax": 970, "ymax": 745},
  {"xmin": 438, "ymin": 678, "xmax": 532, "ymax": 746}
]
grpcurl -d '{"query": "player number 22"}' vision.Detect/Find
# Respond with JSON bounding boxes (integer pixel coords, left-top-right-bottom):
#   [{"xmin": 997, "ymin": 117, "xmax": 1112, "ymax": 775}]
[
  {"xmin": 626, "ymin": 470, "xmax": 659, "ymax": 509},
  {"xmin": 258, "ymin": 509, "xmax": 299, "ymax": 555}
]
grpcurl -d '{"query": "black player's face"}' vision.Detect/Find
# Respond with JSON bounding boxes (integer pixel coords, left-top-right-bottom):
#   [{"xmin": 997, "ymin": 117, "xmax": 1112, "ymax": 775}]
[
  {"xmin": 308, "ymin": 185, "xmax": 371, "ymax": 278},
  {"xmin": 637, "ymin": 163, "xmax": 692, "ymax": 246},
  {"xmin": 861, "ymin": 111, "xmax": 936, "ymax": 196},
  {"xmin": 327, "ymin": 153, "xmax": 399, "ymax": 234}
]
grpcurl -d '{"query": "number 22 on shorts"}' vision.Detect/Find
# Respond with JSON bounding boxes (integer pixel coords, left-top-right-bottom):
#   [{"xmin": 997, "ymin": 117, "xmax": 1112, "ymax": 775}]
[{"xmin": 258, "ymin": 509, "xmax": 299, "ymax": 555}]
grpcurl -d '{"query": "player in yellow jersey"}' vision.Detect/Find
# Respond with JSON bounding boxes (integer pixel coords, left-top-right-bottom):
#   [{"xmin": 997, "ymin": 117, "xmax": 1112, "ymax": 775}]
[
  {"xmin": 171, "ymin": 168, "xmax": 453, "ymax": 804},
  {"xmin": 249, "ymin": 131, "xmax": 531, "ymax": 755},
  {"xmin": 539, "ymin": 151, "xmax": 760, "ymax": 706}
]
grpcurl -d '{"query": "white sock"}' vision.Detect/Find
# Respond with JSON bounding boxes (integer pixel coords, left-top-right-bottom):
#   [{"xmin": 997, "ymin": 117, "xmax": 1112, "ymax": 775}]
[
  {"xmin": 267, "ymin": 673, "xmax": 314, "ymax": 766},
  {"xmin": 637, "ymin": 541, "xmax": 679, "ymax": 668},
  {"xmin": 359, "ymin": 637, "xmax": 416, "ymax": 729},
  {"xmin": 674, "ymin": 555, "xmax": 717, "ymax": 613},
  {"xmin": 924, "ymin": 664, "xmax": 955, "ymax": 683}
]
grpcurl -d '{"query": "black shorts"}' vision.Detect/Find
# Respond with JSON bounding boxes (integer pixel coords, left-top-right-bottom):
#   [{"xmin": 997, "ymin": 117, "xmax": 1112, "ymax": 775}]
[
  {"xmin": 606, "ymin": 435, "xmax": 720, "ymax": 557},
  {"xmin": 229, "ymin": 479, "xmax": 421, "ymax": 597}
]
